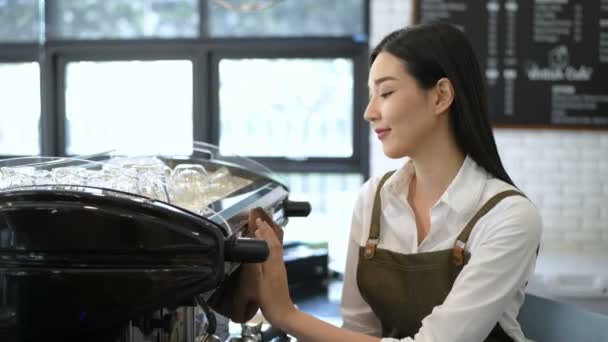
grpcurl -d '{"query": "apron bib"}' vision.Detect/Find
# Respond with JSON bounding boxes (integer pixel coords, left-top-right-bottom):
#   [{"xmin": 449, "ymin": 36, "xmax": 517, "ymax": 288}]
[{"xmin": 357, "ymin": 171, "xmax": 521, "ymax": 341}]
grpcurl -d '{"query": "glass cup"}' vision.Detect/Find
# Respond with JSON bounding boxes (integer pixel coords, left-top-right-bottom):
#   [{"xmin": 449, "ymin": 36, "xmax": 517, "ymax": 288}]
[
  {"xmin": 169, "ymin": 164, "xmax": 209, "ymax": 212},
  {"xmin": 1, "ymin": 166, "xmax": 36, "ymax": 188}
]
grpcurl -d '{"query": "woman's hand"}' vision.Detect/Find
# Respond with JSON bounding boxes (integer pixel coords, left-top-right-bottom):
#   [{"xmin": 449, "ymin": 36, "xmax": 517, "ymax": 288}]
[
  {"xmin": 231, "ymin": 208, "xmax": 283, "ymax": 321},
  {"xmin": 248, "ymin": 207, "xmax": 283, "ymax": 242},
  {"xmin": 207, "ymin": 208, "xmax": 283, "ymax": 323},
  {"xmin": 254, "ymin": 218, "xmax": 298, "ymax": 329}
]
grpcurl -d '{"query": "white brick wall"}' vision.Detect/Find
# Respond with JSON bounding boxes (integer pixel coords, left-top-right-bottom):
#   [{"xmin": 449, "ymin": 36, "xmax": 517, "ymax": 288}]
[
  {"xmin": 370, "ymin": 0, "xmax": 608, "ymax": 255},
  {"xmin": 496, "ymin": 129, "xmax": 608, "ymax": 252}
]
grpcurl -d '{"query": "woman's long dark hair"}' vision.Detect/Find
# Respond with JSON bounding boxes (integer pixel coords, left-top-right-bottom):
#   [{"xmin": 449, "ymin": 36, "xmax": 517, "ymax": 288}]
[{"xmin": 371, "ymin": 22, "xmax": 515, "ymax": 187}]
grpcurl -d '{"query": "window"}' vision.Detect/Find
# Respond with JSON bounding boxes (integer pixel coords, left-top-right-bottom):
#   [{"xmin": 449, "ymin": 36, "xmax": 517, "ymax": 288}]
[
  {"xmin": 0, "ymin": 0, "xmax": 40, "ymax": 42},
  {"xmin": 280, "ymin": 172, "xmax": 363, "ymax": 273},
  {"xmin": 218, "ymin": 58, "xmax": 354, "ymax": 158},
  {"xmin": 0, "ymin": 62, "xmax": 40, "ymax": 155},
  {"xmin": 208, "ymin": 0, "xmax": 366, "ymax": 38},
  {"xmin": 50, "ymin": 0, "xmax": 199, "ymax": 39},
  {"xmin": 64, "ymin": 60, "xmax": 193, "ymax": 156}
]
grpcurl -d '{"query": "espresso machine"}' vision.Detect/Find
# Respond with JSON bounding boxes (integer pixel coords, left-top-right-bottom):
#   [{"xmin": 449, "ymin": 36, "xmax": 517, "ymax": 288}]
[{"xmin": 0, "ymin": 142, "xmax": 309, "ymax": 342}]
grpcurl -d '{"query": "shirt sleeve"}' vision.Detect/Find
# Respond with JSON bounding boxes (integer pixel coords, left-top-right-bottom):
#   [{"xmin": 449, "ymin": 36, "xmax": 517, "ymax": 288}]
[
  {"xmin": 341, "ymin": 184, "xmax": 383, "ymax": 337},
  {"xmin": 382, "ymin": 197, "xmax": 542, "ymax": 342}
]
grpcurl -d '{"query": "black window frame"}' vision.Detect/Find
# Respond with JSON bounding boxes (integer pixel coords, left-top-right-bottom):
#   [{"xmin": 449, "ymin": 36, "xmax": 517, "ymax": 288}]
[{"xmin": 0, "ymin": 0, "xmax": 371, "ymax": 179}]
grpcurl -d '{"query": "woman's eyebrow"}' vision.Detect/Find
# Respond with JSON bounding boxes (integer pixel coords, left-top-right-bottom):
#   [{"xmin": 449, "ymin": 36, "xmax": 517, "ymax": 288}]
[
  {"xmin": 368, "ymin": 76, "xmax": 399, "ymax": 89},
  {"xmin": 374, "ymin": 76, "xmax": 398, "ymax": 85}
]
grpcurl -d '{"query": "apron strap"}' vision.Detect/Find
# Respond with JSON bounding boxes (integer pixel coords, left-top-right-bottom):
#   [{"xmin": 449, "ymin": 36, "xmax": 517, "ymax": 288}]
[
  {"xmin": 364, "ymin": 170, "xmax": 396, "ymax": 259},
  {"xmin": 452, "ymin": 190, "xmax": 525, "ymax": 266}
]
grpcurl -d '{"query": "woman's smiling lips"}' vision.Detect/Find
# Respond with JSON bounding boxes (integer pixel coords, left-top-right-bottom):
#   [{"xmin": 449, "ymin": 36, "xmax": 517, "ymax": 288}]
[{"xmin": 375, "ymin": 128, "xmax": 391, "ymax": 140}]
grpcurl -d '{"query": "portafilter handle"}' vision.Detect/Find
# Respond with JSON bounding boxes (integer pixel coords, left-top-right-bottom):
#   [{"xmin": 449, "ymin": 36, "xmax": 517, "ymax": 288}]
[
  {"xmin": 283, "ymin": 200, "xmax": 311, "ymax": 217},
  {"xmin": 224, "ymin": 237, "xmax": 269, "ymax": 263}
]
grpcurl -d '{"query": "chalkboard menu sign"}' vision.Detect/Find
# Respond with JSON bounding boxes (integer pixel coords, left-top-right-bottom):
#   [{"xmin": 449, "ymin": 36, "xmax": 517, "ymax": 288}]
[{"xmin": 413, "ymin": 0, "xmax": 608, "ymax": 129}]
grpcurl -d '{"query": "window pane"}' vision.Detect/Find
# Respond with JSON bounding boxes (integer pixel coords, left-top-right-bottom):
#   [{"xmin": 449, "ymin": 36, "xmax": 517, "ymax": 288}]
[
  {"xmin": 0, "ymin": 62, "xmax": 40, "ymax": 155},
  {"xmin": 209, "ymin": 0, "xmax": 365, "ymax": 37},
  {"xmin": 65, "ymin": 60, "xmax": 193, "ymax": 156},
  {"xmin": 51, "ymin": 0, "xmax": 198, "ymax": 39},
  {"xmin": 0, "ymin": 0, "xmax": 40, "ymax": 42},
  {"xmin": 279, "ymin": 172, "xmax": 363, "ymax": 273},
  {"xmin": 219, "ymin": 58, "xmax": 354, "ymax": 158}
]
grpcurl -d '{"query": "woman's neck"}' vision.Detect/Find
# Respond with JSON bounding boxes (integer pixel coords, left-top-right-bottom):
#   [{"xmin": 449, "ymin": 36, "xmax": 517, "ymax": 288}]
[{"xmin": 409, "ymin": 135, "xmax": 465, "ymax": 206}]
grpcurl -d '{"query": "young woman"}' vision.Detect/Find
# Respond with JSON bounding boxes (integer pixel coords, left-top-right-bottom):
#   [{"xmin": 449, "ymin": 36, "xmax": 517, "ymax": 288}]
[{"xmin": 252, "ymin": 22, "xmax": 542, "ymax": 342}]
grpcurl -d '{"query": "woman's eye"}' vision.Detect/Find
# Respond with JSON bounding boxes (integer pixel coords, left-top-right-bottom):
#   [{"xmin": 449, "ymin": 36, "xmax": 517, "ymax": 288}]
[{"xmin": 380, "ymin": 91, "xmax": 394, "ymax": 98}]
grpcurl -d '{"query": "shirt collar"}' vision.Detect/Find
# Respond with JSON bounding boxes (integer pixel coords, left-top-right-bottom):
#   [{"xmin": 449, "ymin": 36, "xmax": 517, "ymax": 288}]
[
  {"xmin": 383, "ymin": 155, "xmax": 488, "ymax": 217},
  {"xmin": 383, "ymin": 157, "xmax": 414, "ymax": 195},
  {"xmin": 438, "ymin": 156, "xmax": 488, "ymax": 216}
]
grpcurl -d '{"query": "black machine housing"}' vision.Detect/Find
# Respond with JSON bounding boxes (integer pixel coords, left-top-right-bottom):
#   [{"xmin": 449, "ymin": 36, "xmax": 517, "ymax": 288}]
[{"xmin": 0, "ymin": 144, "xmax": 310, "ymax": 341}]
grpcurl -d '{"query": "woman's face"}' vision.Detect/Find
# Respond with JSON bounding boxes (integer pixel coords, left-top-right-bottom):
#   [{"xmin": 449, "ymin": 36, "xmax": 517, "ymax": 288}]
[{"xmin": 364, "ymin": 52, "xmax": 439, "ymax": 159}]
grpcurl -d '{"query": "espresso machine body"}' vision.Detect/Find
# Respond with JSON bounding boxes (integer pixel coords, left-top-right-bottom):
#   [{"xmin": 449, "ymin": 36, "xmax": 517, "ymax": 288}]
[{"xmin": 0, "ymin": 145, "xmax": 309, "ymax": 342}]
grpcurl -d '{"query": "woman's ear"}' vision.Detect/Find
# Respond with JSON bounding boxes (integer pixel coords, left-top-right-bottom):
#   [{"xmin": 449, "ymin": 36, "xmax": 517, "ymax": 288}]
[{"xmin": 433, "ymin": 78, "xmax": 454, "ymax": 116}]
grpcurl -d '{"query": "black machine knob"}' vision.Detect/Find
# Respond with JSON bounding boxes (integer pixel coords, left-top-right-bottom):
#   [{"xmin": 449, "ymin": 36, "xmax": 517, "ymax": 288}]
[
  {"xmin": 224, "ymin": 237, "xmax": 269, "ymax": 263},
  {"xmin": 283, "ymin": 200, "xmax": 311, "ymax": 217}
]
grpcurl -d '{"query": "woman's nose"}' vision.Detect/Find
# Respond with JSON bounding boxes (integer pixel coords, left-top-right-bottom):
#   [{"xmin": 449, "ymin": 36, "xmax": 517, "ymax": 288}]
[{"xmin": 363, "ymin": 98, "xmax": 379, "ymax": 122}]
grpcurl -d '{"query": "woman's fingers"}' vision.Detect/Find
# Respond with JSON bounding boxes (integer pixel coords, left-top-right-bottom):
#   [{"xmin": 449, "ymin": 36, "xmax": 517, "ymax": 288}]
[
  {"xmin": 255, "ymin": 218, "xmax": 279, "ymax": 244},
  {"xmin": 254, "ymin": 219, "xmax": 284, "ymax": 267},
  {"xmin": 271, "ymin": 224, "xmax": 284, "ymax": 244},
  {"xmin": 248, "ymin": 208, "xmax": 284, "ymax": 242},
  {"xmin": 253, "ymin": 220, "xmax": 293, "ymax": 326}
]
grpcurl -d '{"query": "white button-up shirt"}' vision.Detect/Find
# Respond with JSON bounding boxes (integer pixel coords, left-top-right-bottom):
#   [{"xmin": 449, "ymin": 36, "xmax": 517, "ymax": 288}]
[{"xmin": 341, "ymin": 156, "xmax": 542, "ymax": 342}]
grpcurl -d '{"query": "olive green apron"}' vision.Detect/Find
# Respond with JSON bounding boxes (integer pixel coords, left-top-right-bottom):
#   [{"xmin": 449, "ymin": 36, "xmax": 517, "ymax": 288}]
[{"xmin": 357, "ymin": 171, "xmax": 522, "ymax": 341}]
